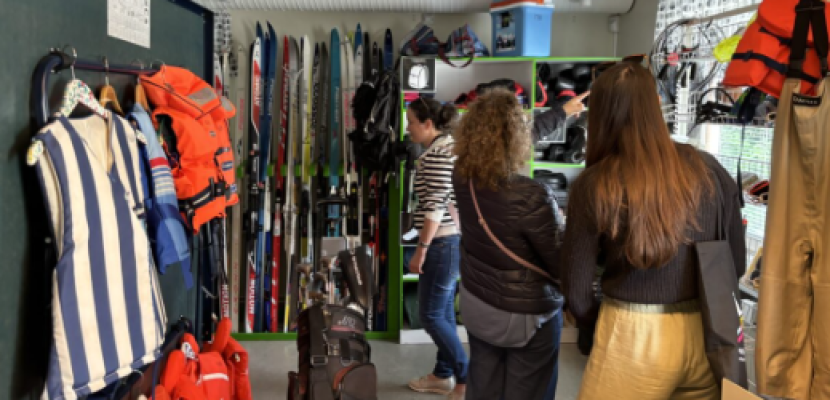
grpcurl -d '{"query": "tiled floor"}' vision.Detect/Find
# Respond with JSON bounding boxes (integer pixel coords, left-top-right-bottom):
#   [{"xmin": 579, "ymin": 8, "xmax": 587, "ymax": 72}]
[{"xmin": 241, "ymin": 341, "xmax": 589, "ymax": 399}]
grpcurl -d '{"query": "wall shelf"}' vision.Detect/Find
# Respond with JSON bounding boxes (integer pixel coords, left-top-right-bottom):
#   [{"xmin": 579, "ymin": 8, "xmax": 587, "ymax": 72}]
[
  {"xmin": 232, "ymin": 331, "xmax": 399, "ymax": 342},
  {"xmin": 533, "ymin": 161, "xmax": 586, "ymax": 169}
]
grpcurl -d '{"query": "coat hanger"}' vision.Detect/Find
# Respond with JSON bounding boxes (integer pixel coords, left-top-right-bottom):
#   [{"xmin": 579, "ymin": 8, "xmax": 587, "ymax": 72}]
[
  {"xmin": 98, "ymin": 56, "xmax": 124, "ymax": 116},
  {"xmin": 132, "ymin": 59, "xmax": 151, "ymax": 111},
  {"xmin": 59, "ymin": 47, "xmax": 109, "ymax": 119}
]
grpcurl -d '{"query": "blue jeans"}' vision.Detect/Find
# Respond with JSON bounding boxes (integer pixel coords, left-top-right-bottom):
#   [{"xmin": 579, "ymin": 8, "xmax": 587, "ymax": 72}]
[
  {"xmin": 466, "ymin": 311, "xmax": 563, "ymax": 399},
  {"xmin": 414, "ymin": 235, "xmax": 468, "ymax": 383}
]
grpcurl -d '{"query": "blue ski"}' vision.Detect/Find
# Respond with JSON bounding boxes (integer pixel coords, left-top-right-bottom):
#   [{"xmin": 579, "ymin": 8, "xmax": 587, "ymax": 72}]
[{"xmin": 328, "ymin": 29, "xmax": 342, "ymax": 237}]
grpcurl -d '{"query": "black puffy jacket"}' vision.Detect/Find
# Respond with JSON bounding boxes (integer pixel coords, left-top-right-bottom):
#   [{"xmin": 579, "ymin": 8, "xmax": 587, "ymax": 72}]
[{"xmin": 453, "ymin": 173, "xmax": 565, "ymax": 315}]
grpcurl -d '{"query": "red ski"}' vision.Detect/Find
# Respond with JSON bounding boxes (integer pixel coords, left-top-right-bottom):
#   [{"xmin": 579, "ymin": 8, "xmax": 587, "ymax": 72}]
[{"xmin": 271, "ymin": 35, "xmax": 290, "ymax": 332}]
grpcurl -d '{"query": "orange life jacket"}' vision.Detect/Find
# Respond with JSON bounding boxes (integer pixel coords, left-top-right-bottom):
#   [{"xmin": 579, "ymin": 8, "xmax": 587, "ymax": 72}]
[
  {"xmin": 723, "ymin": 0, "xmax": 829, "ymax": 97},
  {"xmin": 202, "ymin": 319, "xmax": 252, "ymax": 400},
  {"xmin": 141, "ymin": 66, "xmax": 238, "ymax": 233},
  {"xmin": 152, "ymin": 325, "xmax": 250, "ymax": 400}
]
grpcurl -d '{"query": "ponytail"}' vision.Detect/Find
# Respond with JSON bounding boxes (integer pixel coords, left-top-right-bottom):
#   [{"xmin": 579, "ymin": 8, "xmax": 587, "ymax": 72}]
[{"xmin": 409, "ymin": 97, "xmax": 458, "ymax": 130}]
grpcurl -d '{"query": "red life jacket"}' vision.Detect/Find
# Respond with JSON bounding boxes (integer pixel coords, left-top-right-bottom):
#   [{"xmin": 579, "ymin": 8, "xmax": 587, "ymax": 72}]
[
  {"xmin": 202, "ymin": 319, "xmax": 252, "ymax": 400},
  {"xmin": 723, "ymin": 0, "xmax": 829, "ymax": 97},
  {"xmin": 153, "ymin": 331, "xmax": 238, "ymax": 400},
  {"xmin": 141, "ymin": 66, "xmax": 238, "ymax": 233}
]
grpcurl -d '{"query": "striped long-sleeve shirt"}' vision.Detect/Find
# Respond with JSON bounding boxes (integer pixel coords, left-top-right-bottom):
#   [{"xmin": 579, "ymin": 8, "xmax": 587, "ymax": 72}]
[{"xmin": 413, "ymin": 134, "xmax": 458, "ymax": 236}]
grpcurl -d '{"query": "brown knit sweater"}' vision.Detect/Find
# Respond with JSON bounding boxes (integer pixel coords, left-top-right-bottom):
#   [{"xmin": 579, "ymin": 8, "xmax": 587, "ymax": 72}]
[{"xmin": 560, "ymin": 150, "xmax": 746, "ymax": 325}]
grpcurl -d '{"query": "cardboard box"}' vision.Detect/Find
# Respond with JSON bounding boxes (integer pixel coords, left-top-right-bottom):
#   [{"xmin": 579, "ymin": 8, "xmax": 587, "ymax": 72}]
[{"xmin": 723, "ymin": 379, "xmax": 761, "ymax": 399}]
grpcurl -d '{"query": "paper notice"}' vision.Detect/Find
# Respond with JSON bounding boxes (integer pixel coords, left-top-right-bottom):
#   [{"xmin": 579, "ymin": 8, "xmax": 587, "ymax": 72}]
[{"xmin": 108, "ymin": 0, "xmax": 151, "ymax": 48}]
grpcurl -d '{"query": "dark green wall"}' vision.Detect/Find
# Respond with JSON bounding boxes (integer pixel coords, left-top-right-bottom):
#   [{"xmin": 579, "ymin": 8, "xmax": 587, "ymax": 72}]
[{"xmin": 0, "ymin": 0, "xmax": 209, "ymax": 397}]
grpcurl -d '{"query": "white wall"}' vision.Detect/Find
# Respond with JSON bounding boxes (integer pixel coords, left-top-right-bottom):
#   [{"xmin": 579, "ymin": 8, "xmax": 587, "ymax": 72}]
[
  {"xmin": 615, "ymin": 0, "xmax": 659, "ymax": 57},
  {"xmin": 228, "ymin": 10, "xmax": 615, "ymax": 59}
]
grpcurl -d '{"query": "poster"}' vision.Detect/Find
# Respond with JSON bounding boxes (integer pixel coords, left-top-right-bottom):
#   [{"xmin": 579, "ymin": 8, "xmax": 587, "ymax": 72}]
[
  {"xmin": 400, "ymin": 57, "xmax": 436, "ymax": 93},
  {"xmin": 494, "ymin": 11, "xmax": 516, "ymax": 53},
  {"xmin": 108, "ymin": 0, "xmax": 151, "ymax": 48}
]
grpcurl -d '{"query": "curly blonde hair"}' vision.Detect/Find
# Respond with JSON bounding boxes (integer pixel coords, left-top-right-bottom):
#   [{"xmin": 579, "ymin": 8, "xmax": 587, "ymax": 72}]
[{"xmin": 453, "ymin": 87, "xmax": 531, "ymax": 191}]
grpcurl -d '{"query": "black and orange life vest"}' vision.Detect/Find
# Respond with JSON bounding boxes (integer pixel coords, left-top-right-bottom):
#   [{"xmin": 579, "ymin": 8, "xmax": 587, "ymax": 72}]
[
  {"xmin": 141, "ymin": 66, "xmax": 238, "ymax": 233},
  {"xmin": 723, "ymin": 0, "xmax": 829, "ymax": 97}
]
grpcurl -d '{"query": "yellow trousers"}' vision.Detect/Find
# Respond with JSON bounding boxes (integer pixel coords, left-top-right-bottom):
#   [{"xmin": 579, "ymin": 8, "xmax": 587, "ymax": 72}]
[{"xmin": 577, "ymin": 299, "xmax": 719, "ymax": 400}]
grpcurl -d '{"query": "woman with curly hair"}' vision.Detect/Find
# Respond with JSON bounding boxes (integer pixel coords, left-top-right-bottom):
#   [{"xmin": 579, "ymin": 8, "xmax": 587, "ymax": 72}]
[{"xmin": 452, "ymin": 87, "xmax": 587, "ymax": 400}]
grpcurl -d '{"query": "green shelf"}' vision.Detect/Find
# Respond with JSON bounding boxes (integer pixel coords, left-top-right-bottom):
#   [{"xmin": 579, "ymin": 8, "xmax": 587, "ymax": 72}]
[
  {"xmin": 403, "ymin": 274, "xmax": 460, "ymax": 283},
  {"xmin": 232, "ymin": 330, "xmax": 399, "ymax": 342},
  {"xmin": 532, "ymin": 161, "xmax": 586, "ymax": 169},
  {"xmin": 440, "ymin": 56, "xmax": 620, "ymax": 64}
]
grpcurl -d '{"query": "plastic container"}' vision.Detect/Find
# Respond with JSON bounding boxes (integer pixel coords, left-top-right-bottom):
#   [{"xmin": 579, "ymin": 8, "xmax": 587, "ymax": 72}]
[{"xmin": 490, "ymin": 0, "xmax": 555, "ymax": 57}]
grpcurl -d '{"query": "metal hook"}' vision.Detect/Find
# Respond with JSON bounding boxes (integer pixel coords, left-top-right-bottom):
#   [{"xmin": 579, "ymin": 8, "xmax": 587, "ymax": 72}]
[
  {"xmin": 130, "ymin": 58, "xmax": 145, "ymax": 70},
  {"xmin": 62, "ymin": 45, "xmax": 77, "ymax": 80},
  {"xmin": 150, "ymin": 59, "xmax": 167, "ymax": 83},
  {"xmin": 103, "ymin": 56, "xmax": 110, "ymax": 86}
]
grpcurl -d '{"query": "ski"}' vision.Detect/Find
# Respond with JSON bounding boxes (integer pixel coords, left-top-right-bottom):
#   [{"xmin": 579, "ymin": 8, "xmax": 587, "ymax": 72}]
[
  {"xmin": 283, "ymin": 36, "xmax": 301, "ymax": 332},
  {"xmin": 363, "ymin": 32, "xmax": 371, "ymax": 82},
  {"xmin": 343, "ymin": 32, "xmax": 360, "ymax": 251},
  {"xmin": 271, "ymin": 34, "xmax": 289, "ymax": 333},
  {"xmin": 310, "ymin": 44, "xmax": 321, "ymax": 208},
  {"xmin": 315, "ymin": 43, "xmax": 330, "ymax": 209},
  {"xmin": 354, "ymin": 24, "xmax": 364, "ymax": 87},
  {"xmin": 328, "ymin": 29, "xmax": 342, "ymax": 238},
  {"xmin": 377, "ymin": 179, "xmax": 389, "ymax": 331},
  {"xmin": 230, "ymin": 42, "xmax": 246, "ymax": 333},
  {"xmin": 384, "ymin": 29, "xmax": 394, "ymax": 71},
  {"xmin": 213, "ymin": 51, "xmax": 232, "ymax": 323},
  {"xmin": 244, "ymin": 25, "xmax": 263, "ymax": 333},
  {"xmin": 371, "ymin": 42, "xmax": 380, "ymax": 78},
  {"xmin": 298, "ymin": 36, "xmax": 314, "ymax": 311},
  {"xmin": 258, "ymin": 22, "xmax": 277, "ymax": 333}
]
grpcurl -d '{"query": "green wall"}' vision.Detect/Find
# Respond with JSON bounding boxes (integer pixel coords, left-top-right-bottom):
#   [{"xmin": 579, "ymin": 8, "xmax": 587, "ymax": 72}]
[{"xmin": 0, "ymin": 0, "xmax": 209, "ymax": 397}]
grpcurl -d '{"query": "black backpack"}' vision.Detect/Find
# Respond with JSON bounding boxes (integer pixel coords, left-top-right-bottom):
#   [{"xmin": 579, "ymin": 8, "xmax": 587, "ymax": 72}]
[{"xmin": 349, "ymin": 68, "xmax": 401, "ymax": 174}]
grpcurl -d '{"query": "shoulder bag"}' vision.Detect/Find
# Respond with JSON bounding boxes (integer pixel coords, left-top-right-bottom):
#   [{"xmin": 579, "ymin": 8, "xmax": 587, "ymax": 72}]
[{"xmin": 694, "ymin": 171, "xmax": 749, "ymax": 389}]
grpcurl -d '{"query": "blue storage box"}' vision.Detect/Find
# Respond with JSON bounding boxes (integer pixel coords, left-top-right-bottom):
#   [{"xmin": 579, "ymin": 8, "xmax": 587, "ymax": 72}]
[{"xmin": 490, "ymin": 0, "xmax": 554, "ymax": 57}]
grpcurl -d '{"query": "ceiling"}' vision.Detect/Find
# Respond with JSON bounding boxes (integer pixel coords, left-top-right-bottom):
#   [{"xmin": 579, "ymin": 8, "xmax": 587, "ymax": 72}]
[{"xmin": 194, "ymin": 0, "xmax": 635, "ymax": 14}]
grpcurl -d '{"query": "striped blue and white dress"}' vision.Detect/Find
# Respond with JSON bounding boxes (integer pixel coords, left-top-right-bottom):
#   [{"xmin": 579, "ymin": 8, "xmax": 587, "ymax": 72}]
[{"xmin": 32, "ymin": 113, "xmax": 167, "ymax": 399}]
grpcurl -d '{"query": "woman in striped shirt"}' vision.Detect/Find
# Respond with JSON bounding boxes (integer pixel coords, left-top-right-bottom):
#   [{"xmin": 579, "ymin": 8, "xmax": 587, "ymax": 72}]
[{"xmin": 405, "ymin": 97, "xmax": 468, "ymax": 400}]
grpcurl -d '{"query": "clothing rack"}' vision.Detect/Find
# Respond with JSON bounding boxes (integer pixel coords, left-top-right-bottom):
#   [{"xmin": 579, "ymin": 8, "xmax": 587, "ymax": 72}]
[
  {"xmin": 30, "ymin": 48, "xmax": 163, "ymax": 129},
  {"xmin": 29, "ymin": 49, "xmax": 192, "ymax": 399}
]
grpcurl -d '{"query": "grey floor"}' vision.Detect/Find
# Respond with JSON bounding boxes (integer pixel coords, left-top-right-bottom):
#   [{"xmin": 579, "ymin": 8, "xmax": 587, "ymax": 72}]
[{"xmin": 242, "ymin": 341, "xmax": 588, "ymax": 399}]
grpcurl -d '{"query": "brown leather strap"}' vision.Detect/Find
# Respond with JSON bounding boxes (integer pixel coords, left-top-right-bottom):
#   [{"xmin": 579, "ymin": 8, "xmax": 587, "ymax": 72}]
[
  {"xmin": 469, "ymin": 180, "xmax": 555, "ymax": 282},
  {"xmin": 331, "ymin": 364, "xmax": 360, "ymax": 392}
]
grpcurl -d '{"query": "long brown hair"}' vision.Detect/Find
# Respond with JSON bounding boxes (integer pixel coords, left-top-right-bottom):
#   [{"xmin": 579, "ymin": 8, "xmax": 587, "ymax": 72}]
[
  {"xmin": 454, "ymin": 88, "xmax": 531, "ymax": 191},
  {"xmin": 580, "ymin": 62, "xmax": 713, "ymax": 269}
]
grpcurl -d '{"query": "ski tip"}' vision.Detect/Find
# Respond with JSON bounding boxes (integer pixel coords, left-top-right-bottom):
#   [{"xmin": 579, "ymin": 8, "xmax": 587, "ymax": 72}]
[
  {"xmin": 256, "ymin": 22, "xmax": 263, "ymax": 34},
  {"xmin": 267, "ymin": 22, "xmax": 276, "ymax": 35}
]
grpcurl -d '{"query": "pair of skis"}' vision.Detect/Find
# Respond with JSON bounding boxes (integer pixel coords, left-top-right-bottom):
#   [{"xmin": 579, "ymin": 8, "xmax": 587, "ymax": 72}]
[{"xmin": 244, "ymin": 22, "xmax": 278, "ymax": 333}]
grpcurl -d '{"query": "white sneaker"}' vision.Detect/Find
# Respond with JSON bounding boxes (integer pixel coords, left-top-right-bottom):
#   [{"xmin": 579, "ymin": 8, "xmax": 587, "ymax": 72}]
[{"xmin": 408, "ymin": 375, "xmax": 455, "ymax": 395}]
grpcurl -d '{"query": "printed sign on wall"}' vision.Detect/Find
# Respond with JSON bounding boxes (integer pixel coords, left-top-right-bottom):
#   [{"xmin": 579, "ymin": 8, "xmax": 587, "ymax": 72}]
[
  {"xmin": 401, "ymin": 57, "xmax": 436, "ymax": 93},
  {"xmin": 108, "ymin": 0, "xmax": 151, "ymax": 48}
]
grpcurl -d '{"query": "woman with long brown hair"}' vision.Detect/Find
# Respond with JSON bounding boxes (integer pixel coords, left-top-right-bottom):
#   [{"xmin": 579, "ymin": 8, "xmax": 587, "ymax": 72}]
[{"xmin": 560, "ymin": 62, "xmax": 745, "ymax": 399}]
